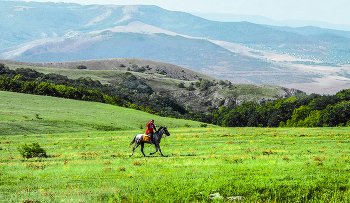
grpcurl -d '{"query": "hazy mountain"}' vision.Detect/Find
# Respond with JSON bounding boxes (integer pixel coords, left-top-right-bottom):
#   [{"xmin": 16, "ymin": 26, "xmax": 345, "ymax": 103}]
[
  {"xmin": 1, "ymin": 1, "xmax": 350, "ymax": 94},
  {"xmin": 191, "ymin": 13, "xmax": 350, "ymax": 32}
]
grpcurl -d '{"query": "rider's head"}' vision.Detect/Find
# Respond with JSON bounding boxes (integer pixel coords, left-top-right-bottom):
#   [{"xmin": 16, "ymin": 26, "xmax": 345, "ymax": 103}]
[{"xmin": 151, "ymin": 119, "xmax": 154, "ymax": 123}]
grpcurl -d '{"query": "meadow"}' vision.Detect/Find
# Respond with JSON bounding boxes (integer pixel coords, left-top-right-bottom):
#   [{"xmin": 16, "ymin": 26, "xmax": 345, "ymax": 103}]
[{"xmin": 1, "ymin": 91, "xmax": 350, "ymax": 202}]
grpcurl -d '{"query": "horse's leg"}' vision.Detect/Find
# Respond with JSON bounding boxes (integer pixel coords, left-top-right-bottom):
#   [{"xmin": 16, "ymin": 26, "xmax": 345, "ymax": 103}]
[
  {"xmin": 140, "ymin": 143, "xmax": 146, "ymax": 157},
  {"xmin": 158, "ymin": 146, "xmax": 165, "ymax": 157},
  {"xmin": 150, "ymin": 144, "xmax": 159, "ymax": 155},
  {"xmin": 130, "ymin": 143, "xmax": 140, "ymax": 157}
]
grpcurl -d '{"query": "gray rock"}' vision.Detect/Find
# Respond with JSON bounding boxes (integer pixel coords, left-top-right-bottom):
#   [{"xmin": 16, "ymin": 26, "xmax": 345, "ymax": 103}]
[
  {"xmin": 227, "ymin": 196, "xmax": 245, "ymax": 201},
  {"xmin": 209, "ymin": 193, "xmax": 224, "ymax": 200}
]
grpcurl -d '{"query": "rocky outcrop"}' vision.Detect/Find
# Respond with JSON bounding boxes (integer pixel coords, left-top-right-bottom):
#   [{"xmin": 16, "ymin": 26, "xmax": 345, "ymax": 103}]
[{"xmin": 281, "ymin": 87, "xmax": 306, "ymax": 98}]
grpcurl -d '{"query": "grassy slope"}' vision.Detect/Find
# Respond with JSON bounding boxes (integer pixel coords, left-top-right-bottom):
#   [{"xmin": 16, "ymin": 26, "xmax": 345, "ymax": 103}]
[
  {"xmin": 3, "ymin": 58, "xmax": 217, "ymax": 81},
  {"xmin": 1, "ymin": 91, "xmax": 350, "ymax": 202},
  {"xmin": 0, "ymin": 91, "xmax": 211, "ymax": 136}
]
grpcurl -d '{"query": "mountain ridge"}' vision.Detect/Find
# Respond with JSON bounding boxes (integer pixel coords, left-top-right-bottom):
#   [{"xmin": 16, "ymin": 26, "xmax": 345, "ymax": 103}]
[
  {"xmin": 191, "ymin": 12, "xmax": 350, "ymax": 32},
  {"xmin": 1, "ymin": 1, "xmax": 350, "ymax": 94}
]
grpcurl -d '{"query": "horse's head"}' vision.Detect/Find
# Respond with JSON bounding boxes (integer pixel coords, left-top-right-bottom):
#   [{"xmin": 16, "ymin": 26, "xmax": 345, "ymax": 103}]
[{"xmin": 159, "ymin": 126, "xmax": 170, "ymax": 136}]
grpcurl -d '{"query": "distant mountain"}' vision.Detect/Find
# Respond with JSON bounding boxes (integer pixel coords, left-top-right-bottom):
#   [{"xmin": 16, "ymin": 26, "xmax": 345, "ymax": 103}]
[
  {"xmin": 191, "ymin": 13, "xmax": 350, "ymax": 32},
  {"xmin": 1, "ymin": 1, "xmax": 350, "ymax": 94}
]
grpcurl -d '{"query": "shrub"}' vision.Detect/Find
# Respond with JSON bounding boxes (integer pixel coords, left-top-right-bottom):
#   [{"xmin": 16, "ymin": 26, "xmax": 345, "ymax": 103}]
[
  {"xmin": 131, "ymin": 64, "xmax": 139, "ymax": 69},
  {"xmin": 178, "ymin": 82, "xmax": 185, "ymax": 88},
  {"xmin": 76, "ymin": 65, "xmax": 87, "ymax": 69},
  {"xmin": 183, "ymin": 123, "xmax": 191, "ymax": 127},
  {"xmin": 18, "ymin": 142, "xmax": 47, "ymax": 158},
  {"xmin": 200, "ymin": 123, "xmax": 207, "ymax": 128},
  {"xmin": 135, "ymin": 67, "xmax": 146, "ymax": 72},
  {"xmin": 186, "ymin": 85, "xmax": 195, "ymax": 91}
]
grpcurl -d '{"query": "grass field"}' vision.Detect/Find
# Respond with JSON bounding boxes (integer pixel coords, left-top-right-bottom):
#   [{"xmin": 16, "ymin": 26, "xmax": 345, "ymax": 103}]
[
  {"xmin": 1, "ymin": 92, "xmax": 350, "ymax": 202},
  {"xmin": 0, "ymin": 91, "xmax": 209, "ymax": 135}
]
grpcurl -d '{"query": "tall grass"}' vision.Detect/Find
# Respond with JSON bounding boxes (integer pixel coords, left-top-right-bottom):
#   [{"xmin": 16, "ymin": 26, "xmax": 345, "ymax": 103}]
[{"xmin": 1, "ymin": 127, "xmax": 350, "ymax": 202}]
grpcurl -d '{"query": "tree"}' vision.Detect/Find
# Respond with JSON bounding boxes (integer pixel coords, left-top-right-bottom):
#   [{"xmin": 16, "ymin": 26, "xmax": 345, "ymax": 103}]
[
  {"xmin": 285, "ymin": 106, "xmax": 313, "ymax": 127},
  {"xmin": 322, "ymin": 101, "xmax": 350, "ymax": 126}
]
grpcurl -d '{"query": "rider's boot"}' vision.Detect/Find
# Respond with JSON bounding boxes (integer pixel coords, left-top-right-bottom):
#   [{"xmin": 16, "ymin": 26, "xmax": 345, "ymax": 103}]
[{"xmin": 149, "ymin": 134, "xmax": 153, "ymax": 144}]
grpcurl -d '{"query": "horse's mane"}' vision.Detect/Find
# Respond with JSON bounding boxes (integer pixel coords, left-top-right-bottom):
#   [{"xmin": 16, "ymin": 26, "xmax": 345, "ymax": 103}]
[{"xmin": 157, "ymin": 127, "xmax": 164, "ymax": 132}]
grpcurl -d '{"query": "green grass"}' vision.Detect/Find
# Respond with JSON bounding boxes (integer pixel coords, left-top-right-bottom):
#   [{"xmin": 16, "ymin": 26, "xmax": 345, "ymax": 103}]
[
  {"xmin": 1, "ymin": 127, "xmax": 350, "ymax": 202},
  {"xmin": 1, "ymin": 92, "xmax": 350, "ymax": 202},
  {"xmin": 6, "ymin": 64, "xmax": 203, "ymax": 87},
  {"xmin": 0, "ymin": 91, "xmax": 211, "ymax": 135}
]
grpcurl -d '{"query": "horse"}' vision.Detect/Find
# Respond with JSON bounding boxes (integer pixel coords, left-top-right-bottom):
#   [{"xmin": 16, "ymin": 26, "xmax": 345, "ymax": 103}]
[{"xmin": 129, "ymin": 126, "xmax": 170, "ymax": 157}]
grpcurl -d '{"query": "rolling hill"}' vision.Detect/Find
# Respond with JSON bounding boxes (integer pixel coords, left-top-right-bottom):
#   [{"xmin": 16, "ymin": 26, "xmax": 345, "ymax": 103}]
[
  {"xmin": 1, "ymin": 1, "xmax": 350, "ymax": 94},
  {"xmin": 1, "ymin": 59, "xmax": 304, "ymax": 114},
  {"xmin": 0, "ymin": 91, "xmax": 209, "ymax": 136}
]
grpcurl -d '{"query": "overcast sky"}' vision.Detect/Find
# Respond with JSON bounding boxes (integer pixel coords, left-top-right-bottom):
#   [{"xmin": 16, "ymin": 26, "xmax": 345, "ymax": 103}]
[{"xmin": 14, "ymin": 0, "xmax": 350, "ymax": 25}]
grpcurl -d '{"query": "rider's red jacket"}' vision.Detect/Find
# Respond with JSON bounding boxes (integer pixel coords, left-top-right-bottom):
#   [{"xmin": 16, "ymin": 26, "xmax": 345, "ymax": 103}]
[{"xmin": 146, "ymin": 122, "xmax": 156, "ymax": 134}]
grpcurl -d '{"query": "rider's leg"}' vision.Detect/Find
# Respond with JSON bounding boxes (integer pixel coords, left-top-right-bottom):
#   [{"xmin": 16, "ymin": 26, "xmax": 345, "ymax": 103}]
[{"xmin": 149, "ymin": 132, "xmax": 154, "ymax": 144}]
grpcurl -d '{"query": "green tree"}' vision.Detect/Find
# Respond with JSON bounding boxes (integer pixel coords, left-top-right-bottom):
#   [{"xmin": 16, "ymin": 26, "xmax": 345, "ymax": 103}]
[
  {"xmin": 322, "ymin": 101, "xmax": 350, "ymax": 126},
  {"xmin": 285, "ymin": 106, "xmax": 313, "ymax": 127}
]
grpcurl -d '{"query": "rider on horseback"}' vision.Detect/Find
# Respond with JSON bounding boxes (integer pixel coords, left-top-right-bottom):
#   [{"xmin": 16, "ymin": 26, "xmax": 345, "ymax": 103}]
[{"xmin": 146, "ymin": 119, "xmax": 156, "ymax": 144}]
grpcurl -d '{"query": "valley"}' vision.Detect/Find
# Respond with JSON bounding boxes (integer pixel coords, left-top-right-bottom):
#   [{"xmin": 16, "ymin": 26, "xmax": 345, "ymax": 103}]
[
  {"xmin": 1, "ymin": 38, "xmax": 350, "ymax": 202},
  {"xmin": 1, "ymin": 1, "xmax": 350, "ymax": 202},
  {"xmin": 2, "ymin": 1, "xmax": 350, "ymax": 94},
  {"xmin": 1, "ymin": 59, "xmax": 303, "ymax": 114}
]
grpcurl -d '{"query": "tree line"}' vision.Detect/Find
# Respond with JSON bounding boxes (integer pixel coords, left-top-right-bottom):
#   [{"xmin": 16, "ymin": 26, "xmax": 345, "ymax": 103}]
[
  {"xmin": 199, "ymin": 90, "xmax": 350, "ymax": 127},
  {"xmin": 0, "ymin": 63, "xmax": 187, "ymax": 118},
  {"xmin": 1, "ymin": 63, "xmax": 350, "ymax": 127}
]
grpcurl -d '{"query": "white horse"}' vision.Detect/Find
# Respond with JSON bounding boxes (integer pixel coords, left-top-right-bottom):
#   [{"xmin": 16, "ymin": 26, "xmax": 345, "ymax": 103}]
[{"xmin": 129, "ymin": 127, "xmax": 170, "ymax": 157}]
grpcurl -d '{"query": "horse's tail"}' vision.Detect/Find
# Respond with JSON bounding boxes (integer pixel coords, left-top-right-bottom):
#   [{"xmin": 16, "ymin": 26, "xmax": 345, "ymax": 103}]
[{"xmin": 128, "ymin": 136, "xmax": 136, "ymax": 148}]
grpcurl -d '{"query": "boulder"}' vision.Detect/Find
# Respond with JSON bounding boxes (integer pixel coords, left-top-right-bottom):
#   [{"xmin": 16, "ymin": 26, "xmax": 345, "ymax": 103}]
[
  {"xmin": 227, "ymin": 196, "xmax": 245, "ymax": 201},
  {"xmin": 209, "ymin": 193, "xmax": 224, "ymax": 200}
]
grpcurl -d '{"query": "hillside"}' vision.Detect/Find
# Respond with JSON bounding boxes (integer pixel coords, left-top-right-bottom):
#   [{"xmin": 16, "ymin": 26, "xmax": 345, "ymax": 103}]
[
  {"xmin": 2, "ymin": 98, "xmax": 350, "ymax": 203},
  {"xmin": 1, "ymin": 1, "xmax": 350, "ymax": 94},
  {"xmin": 1, "ymin": 61, "xmax": 349, "ymax": 128},
  {"xmin": 1, "ymin": 59, "xmax": 304, "ymax": 114},
  {"xmin": 0, "ymin": 91, "xmax": 209, "ymax": 136},
  {"xmin": 0, "ymin": 58, "xmax": 215, "ymax": 81}
]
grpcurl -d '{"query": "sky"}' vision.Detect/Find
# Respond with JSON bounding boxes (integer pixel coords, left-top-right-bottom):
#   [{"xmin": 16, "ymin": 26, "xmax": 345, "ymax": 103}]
[{"xmin": 12, "ymin": 0, "xmax": 350, "ymax": 25}]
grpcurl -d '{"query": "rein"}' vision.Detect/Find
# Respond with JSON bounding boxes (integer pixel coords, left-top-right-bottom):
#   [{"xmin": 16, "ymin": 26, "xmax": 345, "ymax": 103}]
[{"xmin": 156, "ymin": 127, "xmax": 167, "ymax": 139}]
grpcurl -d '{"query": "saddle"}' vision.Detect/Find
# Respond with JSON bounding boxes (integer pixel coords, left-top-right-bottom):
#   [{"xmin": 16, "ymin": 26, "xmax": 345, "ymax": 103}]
[{"xmin": 143, "ymin": 134, "xmax": 150, "ymax": 142}]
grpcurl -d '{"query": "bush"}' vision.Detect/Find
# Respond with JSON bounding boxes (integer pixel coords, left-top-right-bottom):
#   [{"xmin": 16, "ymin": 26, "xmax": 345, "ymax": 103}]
[
  {"xmin": 178, "ymin": 82, "xmax": 185, "ymax": 88},
  {"xmin": 200, "ymin": 123, "xmax": 207, "ymax": 128},
  {"xmin": 186, "ymin": 84, "xmax": 195, "ymax": 91},
  {"xmin": 183, "ymin": 123, "xmax": 191, "ymax": 127},
  {"xmin": 18, "ymin": 142, "xmax": 47, "ymax": 158},
  {"xmin": 76, "ymin": 65, "xmax": 87, "ymax": 69},
  {"xmin": 134, "ymin": 66, "xmax": 146, "ymax": 72}
]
